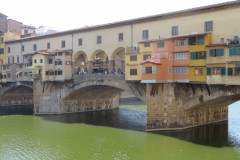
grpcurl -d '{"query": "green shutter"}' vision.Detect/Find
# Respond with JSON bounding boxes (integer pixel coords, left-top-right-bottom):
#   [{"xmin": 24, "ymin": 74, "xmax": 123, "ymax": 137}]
[
  {"xmin": 221, "ymin": 67, "xmax": 226, "ymax": 75},
  {"xmin": 191, "ymin": 52, "xmax": 197, "ymax": 60},
  {"xmin": 217, "ymin": 49, "xmax": 224, "ymax": 56},
  {"xmin": 0, "ymin": 48, "xmax": 4, "ymax": 54},
  {"xmin": 209, "ymin": 49, "xmax": 214, "ymax": 57},
  {"xmin": 207, "ymin": 67, "xmax": 211, "ymax": 75},
  {"xmin": 228, "ymin": 68, "xmax": 233, "ymax": 76},
  {"xmin": 152, "ymin": 66, "xmax": 156, "ymax": 74}
]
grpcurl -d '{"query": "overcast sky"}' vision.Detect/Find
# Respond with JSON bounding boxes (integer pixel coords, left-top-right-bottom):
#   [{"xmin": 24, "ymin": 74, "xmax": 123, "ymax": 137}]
[{"xmin": 0, "ymin": 0, "xmax": 233, "ymax": 31}]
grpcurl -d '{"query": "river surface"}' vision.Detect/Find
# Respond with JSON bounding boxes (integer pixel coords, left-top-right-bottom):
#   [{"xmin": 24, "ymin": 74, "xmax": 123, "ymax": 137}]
[{"xmin": 0, "ymin": 99, "xmax": 240, "ymax": 160}]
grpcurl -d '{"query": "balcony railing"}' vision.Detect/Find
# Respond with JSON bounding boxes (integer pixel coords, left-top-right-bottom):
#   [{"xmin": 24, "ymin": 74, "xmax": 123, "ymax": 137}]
[{"xmin": 74, "ymin": 73, "xmax": 125, "ymax": 82}]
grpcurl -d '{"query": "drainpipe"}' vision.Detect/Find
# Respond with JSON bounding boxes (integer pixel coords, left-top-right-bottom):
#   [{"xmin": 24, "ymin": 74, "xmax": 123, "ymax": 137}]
[
  {"xmin": 71, "ymin": 33, "xmax": 74, "ymax": 79},
  {"xmin": 131, "ymin": 23, "xmax": 133, "ymax": 47}
]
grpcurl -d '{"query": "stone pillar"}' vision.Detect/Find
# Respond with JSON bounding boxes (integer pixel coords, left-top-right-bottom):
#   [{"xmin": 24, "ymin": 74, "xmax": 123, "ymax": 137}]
[
  {"xmin": 87, "ymin": 61, "xmax": 93, "ymax": 74},
  {"xmin": 108, "ymin": 60, "xmax": 114, "ymax": 73},
  {"xmin": 146, "ymin": 83, "xmax": 185, "ymax": 131},
  {"xmin": 33, "ymin": 80, "xmax": 62, "ymax": 114}
]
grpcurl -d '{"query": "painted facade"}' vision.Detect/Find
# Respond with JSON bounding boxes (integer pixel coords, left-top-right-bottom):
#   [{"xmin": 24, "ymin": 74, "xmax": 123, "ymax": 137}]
[{"xmin": 189, "ymin": 33, "xmax": 212, "ymax": 83}]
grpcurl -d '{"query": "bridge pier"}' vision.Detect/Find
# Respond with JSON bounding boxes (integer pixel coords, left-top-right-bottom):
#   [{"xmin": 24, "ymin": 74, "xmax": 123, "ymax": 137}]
[{"xmin": 146, "ymin": 83, "xmax": 237, "ymax": 131}]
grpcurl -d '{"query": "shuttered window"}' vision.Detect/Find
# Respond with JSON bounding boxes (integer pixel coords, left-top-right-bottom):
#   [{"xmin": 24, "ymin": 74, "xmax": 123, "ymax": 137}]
[
  {"xmin": 228, "ymin": 68, "xmax": 233, "ymax": 76},
  {"xmin": 207, "ymin": 67, "xmax": 211, "ymax": 75}
]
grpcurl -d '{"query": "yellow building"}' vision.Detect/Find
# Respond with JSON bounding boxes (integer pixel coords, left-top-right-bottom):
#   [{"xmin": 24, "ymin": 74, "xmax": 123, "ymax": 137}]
[
  {"xmin": 125, "ymin": 47, "xmax": 143, "ymax": 81},
  {"xmin": 31, "ymin": 50, "xmax": 73, "ymax": 81},
  {"xmin": 189, "ymin": 33, "xmax": 212, "ymax": 83},
  {"xmin": 0, "ymin": 32, "xmax": 20, "ymax": 82},
  {"xmin": 206, "ymin": 44, "xmax": 227, "ymax": 84}
]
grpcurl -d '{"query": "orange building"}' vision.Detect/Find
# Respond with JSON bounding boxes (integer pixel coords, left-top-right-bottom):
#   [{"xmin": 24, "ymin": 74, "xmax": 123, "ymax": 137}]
[
  {"xmin": 141, "ymin": 39, "xmax": 174, "ymax": 83},
  {"xmin": 173, "ymin": 36, "xmax": 190, "ymax": 83}
]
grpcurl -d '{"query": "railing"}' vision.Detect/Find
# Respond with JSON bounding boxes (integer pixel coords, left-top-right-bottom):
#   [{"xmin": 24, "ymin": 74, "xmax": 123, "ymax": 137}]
[{"xmin": 74, "ymin": 73, "xmax": 125, "ymax": 82}]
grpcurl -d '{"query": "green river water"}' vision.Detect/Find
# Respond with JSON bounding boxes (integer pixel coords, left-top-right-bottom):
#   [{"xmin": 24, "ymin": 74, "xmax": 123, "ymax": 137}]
[{"xmin": 0, "ymin": 100, "xmax": 240, "ymax": 160}]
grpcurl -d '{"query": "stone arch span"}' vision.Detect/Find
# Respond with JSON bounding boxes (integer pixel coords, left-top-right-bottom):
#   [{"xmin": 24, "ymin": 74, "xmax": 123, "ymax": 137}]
[
  {"xmin": 0, "ymin": 82, "xmax": 33, "ymax": 106},
  {"xmin": 33, "ymin": 76, "xmax": 146, "ymax": 114},
  {"xmin": 62, "ymin": 85, "xmax": 124, "ymax": 112},
  {"xmin": 0, "ymin": 82, "xmax": 33, "ymax": 95}
]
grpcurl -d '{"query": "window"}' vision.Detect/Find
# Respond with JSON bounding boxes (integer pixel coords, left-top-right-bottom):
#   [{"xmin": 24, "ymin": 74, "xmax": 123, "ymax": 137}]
[
  {"xmin": 229, "ymin": 47, "xmax": 240, "ymax": 56},
  {"xmin": 198, "ymin": 36, "xmax": 204, "ymax": 45},
  {"xmin": 211, "ymin": 67, "xmax": 221, "ymax": 75},
  {"xmin": 234, "ymin": 67, "xmax": 240, "ymax": 76},
  {"xmin": 168, "ymin": 68, "xmax": 173, "ymax": 74},
  {"xmin": 12, "ymin": 57, "xmax": 14, "ymax": 63},
  {"xmin": 33, "ymin": 44, "xmax": 37, "ymax": 51},
  {"xmin": 144, "ymin": 42, "xmax": 150, "ymax": 47},
  {"xmin": 176, "ymin": 39, "xmax": 187, "ymax": 46},
  {"xmin": 97, "ymin": 36, "xmax": 102, "ymax": 44},
  {"xmin": 47, "ymin": 42, "xmax": 50, "ymax": 49},
  {"xmin": 24, "ymin": 29, "xmax": 28, "ymax": 34},
  {"xmin": 142, "ymin": 30, "xmax": 149, "ymax": 40},
  {"xmin": 194, "ymin": 68, "xmax": 203, "ymax": 75},
  {"xmin": 145, "ymin": 67, "xmax": 152, "ymax": 74},
  {"xmin": 118, "ymin": 33, "xmax": 123, "ymax": 41},
  {"xmin": 48, "ymin": 59, "xmax": 53, "ymax": 64},
  {"xmin": 157, "ymin": 41, "xmax": 164, "ymax": 48},
  {"xmin": 17, "ymin": 56, "xmax": 19, "ymax": 63},
  {"xmin": 130, "ymin": 55, "xmax": 137, "ymax": 61},
  {"xmin": 1, "ymin": 37, "xmax": 3, "ymax": 44},
  {"xmin": 78, "ymin": 38, "xmax": 83, "ymax": 46},
  {"xmin": 189, "ymin": 37, "xmax": 197, "ymax": 45},
  {"xmin": 61, "ymin": 40, "xmax": 65, "ymax": 48},
  {"xmin": 190, "ymin": 52, "xmax": 206, "ymax": 59},
  {"xmin": 34, "ymin": 59, "xmax": 37, "ymax": 63},
  {"xmin": 130, "ymin": 69, "xmax": 137, "ymax": 75},
  {"xmin": 143, "ymin": 54, "xmax": 151, "ymax": 60},
  {"xmin": 205, "ymin": 21, "xmax": 213, "ymax": 32},
  {"xmin": 0, "ymin": 48, "xmax": 4, "ymax": 54},
  {"xmin": 40, "ymin": 59, "xmax": 43, "ymax": 63},
  {"xmin": 55, "ymin": 60, "xmax": 62, "ymax": 65},
  {"xmin": 22, "ymin": 45, "xmax": 24, "ymax": 52},
  {"xmin": 176, "ymin": 67, "xmax": 187, "ymax": 74},
  {"xmin": 55, "ymin": 70, "xmax": 63, "ymax": 75},
  {"xmin": 8, "ymin": 47, "xmax": 10, "ymax": 53},
  {"xmin": 175, "ymin": 53, "xmax": 187, "ymax": 59},
  {"xmin": 209, "ymin": 49, "xmax": 224, "ymax": 57},
  {"xmin": 172, "ymin": 26, "xmax": 178, "ymax": 36}
]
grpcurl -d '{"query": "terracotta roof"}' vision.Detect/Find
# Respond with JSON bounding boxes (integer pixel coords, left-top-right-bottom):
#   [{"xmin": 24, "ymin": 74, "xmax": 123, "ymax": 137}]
[{"xmin": 5, "ymin": 0, "xmax": 240, "ymax": 44}]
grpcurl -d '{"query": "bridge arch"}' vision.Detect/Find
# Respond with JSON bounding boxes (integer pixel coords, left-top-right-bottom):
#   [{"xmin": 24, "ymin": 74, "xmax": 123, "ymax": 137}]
[
  {"xmin": 0, "ymin": 82, "xmax": 33, "ymax": 107},
  {"xmin": 90, "ymin": 50, "xmax": 109, "ymax": 73},
  {"xmin": 73, "ymin": 51, "xmax": 88, "ymax": 74},
  {"xmin": 111, "ymin": 47, "xmax": 125, "ymax": 74}
]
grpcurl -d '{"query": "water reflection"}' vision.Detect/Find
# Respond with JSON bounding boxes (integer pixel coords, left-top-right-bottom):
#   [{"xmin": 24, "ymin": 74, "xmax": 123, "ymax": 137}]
[{"xmin": 40, "ymin": 109, "xmax": 146, "ymax": 131}]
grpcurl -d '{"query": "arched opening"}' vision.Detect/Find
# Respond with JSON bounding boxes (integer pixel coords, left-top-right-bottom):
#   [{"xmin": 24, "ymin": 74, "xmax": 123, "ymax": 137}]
[
  {"xmin": 73, "ymin": 51, "xmax": 88, "ymax": 75},
  {"xmin": 111, "ymin": 47, "xmax": 125, "ymax": 74},
  {"xmin": 90, "ymin": 50, "xmax": 108, "ymax": 74}
]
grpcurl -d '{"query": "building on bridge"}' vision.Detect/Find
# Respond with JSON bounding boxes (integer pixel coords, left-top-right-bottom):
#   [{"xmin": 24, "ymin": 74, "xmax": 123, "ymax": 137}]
[{"xmin": 1, "ymin": 1, "xmax": 240, "ymax": 83}]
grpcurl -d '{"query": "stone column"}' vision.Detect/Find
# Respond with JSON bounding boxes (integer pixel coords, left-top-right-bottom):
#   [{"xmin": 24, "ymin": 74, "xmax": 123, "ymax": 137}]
[
  {"xmin": 108, "ymin": 60, "xmax": 114, "ymax": 73},
  {"xmin": 87, "ymin": 61, "xmax": 93, "ymax": 74}
]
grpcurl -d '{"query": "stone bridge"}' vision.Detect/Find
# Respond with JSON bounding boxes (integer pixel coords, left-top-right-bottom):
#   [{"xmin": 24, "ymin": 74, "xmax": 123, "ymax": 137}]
[
  {"xmin": 1, "ymin": 77, "xmax": 240, "ymax": 131},
  {"xmin": 0, "ymin": 81, "xmax": 33, "ymax": 106},
  {"xmin": 33, "ymin": 74, "xmax": 146, "ymax": 114}
]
